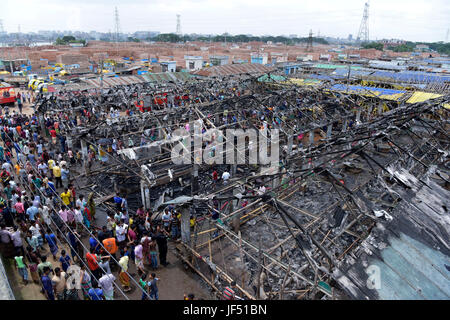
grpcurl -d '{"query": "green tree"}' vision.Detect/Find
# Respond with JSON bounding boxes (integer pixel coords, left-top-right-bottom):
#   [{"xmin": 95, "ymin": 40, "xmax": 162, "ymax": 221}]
[
  {"xmin": 362, "ymin": 42, "xmax": 383, "ymax": 51},
  {"xmin": 62, "ymin": 35, "xmax": 76, "ymax": 43}
]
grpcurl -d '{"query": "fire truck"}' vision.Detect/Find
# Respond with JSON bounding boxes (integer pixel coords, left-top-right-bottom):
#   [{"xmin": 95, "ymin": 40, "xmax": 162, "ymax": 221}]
[{"xmin": 0, "ymin": 82, "xmax": 16, "ymax": 106}]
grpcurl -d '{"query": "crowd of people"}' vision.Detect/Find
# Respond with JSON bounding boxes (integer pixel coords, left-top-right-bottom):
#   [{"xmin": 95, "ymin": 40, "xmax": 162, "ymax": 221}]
[
  {"xmin": 0, "ymin": 81, "xmax": 257, "ymax": 301},
  {"xmin": 0, "ymin": 89, "xmax": 195, "ymax": 300}
]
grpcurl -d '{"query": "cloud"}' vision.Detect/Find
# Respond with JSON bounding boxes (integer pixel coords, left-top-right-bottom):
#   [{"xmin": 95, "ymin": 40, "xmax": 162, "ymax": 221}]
[{"xmin": 1, "ymin": 0, "xmax": 448, "ymax": 42}]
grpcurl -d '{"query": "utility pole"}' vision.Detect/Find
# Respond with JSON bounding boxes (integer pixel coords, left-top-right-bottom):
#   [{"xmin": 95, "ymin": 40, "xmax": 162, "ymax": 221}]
[
  {"xmin": 306, "ymin": 29, "xmax": 313, "ymax": 52},
  {"xmin": 8, "ymin": 52, "xmax": 14, "ymax": 73},
  {"xmin": 346, "ymin": 62, "xmax": 351, "ymax": 93},
  {"xmin": 99, "ymin": 58, "xmax": 104, "ymax": 107},
  {"xmin": 100, "ymin": 59, "xmax": 104, "ymax": 88}
]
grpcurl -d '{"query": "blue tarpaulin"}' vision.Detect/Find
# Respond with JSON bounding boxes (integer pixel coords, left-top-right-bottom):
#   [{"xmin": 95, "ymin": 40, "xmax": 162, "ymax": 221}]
[
  {"xmin": 331, "ymin": 84, "xmax": 406, "ymax": 97},
  {"xmin": 372, "ymin": 71, "xmax": 450, "ymax": 83}
]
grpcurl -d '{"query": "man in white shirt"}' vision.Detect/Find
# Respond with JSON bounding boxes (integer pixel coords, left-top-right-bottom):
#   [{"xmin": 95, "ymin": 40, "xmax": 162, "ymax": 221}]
[
  {"xmin": 161, "ymin": 210, "xmax": 171, "ymax": 231},
  {"xmin": 2, "ymin": 162, "xmax": 12, "ymax": 173},
  {"xmin": 38, "ymin": 162, "xmax": 48, "ymax": 176},
  {"xmin": 99, "ymin": 273, "xmax": 116, "ymax": 300},
  {"xmin": 115, "ymin": 221, "xmax": 128, "ymax": 254},
  {"xmin": 76, "ymin": 196, "xmax": 85, "ymax": 212},
  {"xmin": 74, "ymin": 206, "xmax": 84, "ymax": 234},
  {"xmin": 40, "ymin": 205, "xmax": 51, "ymax": 226},
  {"xmin": 222, "ymin": 171, "xmax": 231, "ymax": 184},
  {"xmin": 11, "ymin": 225, "xmax": 25, "ymax": 256}
]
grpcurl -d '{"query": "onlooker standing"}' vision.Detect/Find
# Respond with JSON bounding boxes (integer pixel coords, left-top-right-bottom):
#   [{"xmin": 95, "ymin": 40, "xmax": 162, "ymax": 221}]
[
  {"xmin": 11, "ymin": 225, "xmax": 25, "ymax": 257},
  {"xmin": 16, "ymin": 93, "xmax": 23, "ymax": 114},
  {"xmin": 41, "ymin": 266, "xmax": 55, "ymax": 300},
  {"xmin": 118, "ymin": 253, "xmax": 131, "ymax": 292},
  {"xmin": 14, "ymin": 254, "xmax": 28, "ymax": 284},
  {"xmin": 52, "ymin": 267, "xmax": 67, "ymax": 300},
  {"xmin": 98, "ymin": 272, "xmax": 116, "ymax": 300},
  {"xmin": 149, "ymin": 273, "xmax": 159, "ymax": 300}
]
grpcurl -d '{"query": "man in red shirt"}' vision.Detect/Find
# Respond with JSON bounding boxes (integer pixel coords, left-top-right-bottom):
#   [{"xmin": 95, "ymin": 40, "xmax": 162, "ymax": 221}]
[
  {"xmin": 85, "ymin": 248, "xmax": 102, "ymax": 286},
  {"xmin": 212, "ymin": 170, "xmax": 218, "ymax": 187},
  {"xmin": 49, "ymin": 127, "xmax": 57, "ymax": 145}
]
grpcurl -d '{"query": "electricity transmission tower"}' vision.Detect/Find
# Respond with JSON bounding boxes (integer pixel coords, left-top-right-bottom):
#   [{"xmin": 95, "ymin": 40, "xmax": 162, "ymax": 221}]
[
  {"xmin": 176, "ymin": 14, "xmax": 182, "ymax": 35},
  {"xmin": 113, "ymin": 7, "xmax": 121, "ymax": 56},
  {"xmin": 114, "ymin": 7, "xmax": 121, "ymax": 43},
  {"xmin": 356, "ymin": 1, "xmax": 369, "ymax": 43},
  {"xmin": 306, "ymin": 29, "xmax": 313, "ymax": 52}
]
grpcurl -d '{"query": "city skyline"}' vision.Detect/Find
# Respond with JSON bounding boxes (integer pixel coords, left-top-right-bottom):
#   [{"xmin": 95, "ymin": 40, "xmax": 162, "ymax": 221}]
[{"xmin": 1, "ymin": 0, "xmax": 449, "ymax": 42}]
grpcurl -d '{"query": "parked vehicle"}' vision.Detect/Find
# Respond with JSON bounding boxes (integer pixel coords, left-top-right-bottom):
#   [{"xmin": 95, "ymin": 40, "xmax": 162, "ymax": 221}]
[{"xmin": 0, "ymin": 82, "xmax": 16, "ymax": 106}]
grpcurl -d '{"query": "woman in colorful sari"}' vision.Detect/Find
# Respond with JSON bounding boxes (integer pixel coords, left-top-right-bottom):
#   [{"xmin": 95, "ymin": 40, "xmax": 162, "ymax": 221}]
[
  {"xmin": 87, "ymin": 192, "xmax": 96, "ymax": 221},
  {"xmin": 118, "ymin": 253, "xmax": 131, "ymax": 292},
  {"xmin": 80, "ymin": 265, "xmax": 92, "ymax": 300},
  {"xmin": 82, "ymin": 206, "xmax": 91, "ymax": 230},
  {"xmin": 25, "ymin": 246, "xmax": 40, "ymax": 284}
]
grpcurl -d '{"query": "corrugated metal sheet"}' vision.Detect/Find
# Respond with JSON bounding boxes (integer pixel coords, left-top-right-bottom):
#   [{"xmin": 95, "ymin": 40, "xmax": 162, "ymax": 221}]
[
  {"xmin": 141, "ymin": 72, "xmax": 192, "ymax": 83},
  {"xmin": 257, "ymin": 74, "xmax": 286, "ymax": 82},
  {"xmin": 331, "ymin": 84, "xmax": 406, "ymax": 101},
  {"xmin": 372, "ymin": 71, "xmax": 450, "ymax": 84},
  {"xmin": 335, "ymin": 169, "xmax": 450, "ymax": 300},
  {"xmin": 313, "ymin": 64, "xmax": 363, "ymax": 70},
  {"xmin": 83, "ymin": 75, "xmax": 146, "ymax": 88},
  {"xmin": 192, "ymin": 64, "xmax": 275, "ymax": 77},
  {"xmin": 406, "ymin": 91, "xmax": 443, "ymax": 103},
  {"xmin": 286, "ymin": 78, "xmax": 321, "ymax": 86}
]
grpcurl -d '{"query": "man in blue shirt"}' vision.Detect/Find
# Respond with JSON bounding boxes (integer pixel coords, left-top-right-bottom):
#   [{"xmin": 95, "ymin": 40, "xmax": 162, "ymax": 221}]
[
  {"xmin": 61, "ymin": 167, "xmax": 69, "ymax": 190},
  {"xmin": 59, "ymin": 249, "xmax": 71, "ymax": 272},
  {"xmin": 89, "ymin": 230, "xmax": 100, "ymax": 254},
  {"xmin": 113, "ymin": 195, "xmax": 122, "ymax": 211},
  {"xmin": 67, "ymin": 230, "xmax": 80, "ymax": 262},
  {"xmin": 45, "ymin": 229, "xmax": 58, "ymax": 260},
  {"xmin": 45, "ymin": 179, "xmax": 56, "ymax": 197},
  {"xmin": 88, "ymin": 287, "xmax": 104, "ymax": 300},
  {"xmin": 41, "ymin": 266, "xmax": 55, "ymax": 300},
  {"xmin": 26, "ymin": 205, "xmax": 39, "ymax": 222},
  {"xmin": 149, "ymin": 273, "xmax": 159, "ymax": 300}
]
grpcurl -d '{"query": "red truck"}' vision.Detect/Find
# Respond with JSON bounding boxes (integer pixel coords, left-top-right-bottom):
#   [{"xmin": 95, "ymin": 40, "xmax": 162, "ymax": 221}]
[{"xmin": 0, "ymin": 82, "xmax": 16, "ymax": 106}]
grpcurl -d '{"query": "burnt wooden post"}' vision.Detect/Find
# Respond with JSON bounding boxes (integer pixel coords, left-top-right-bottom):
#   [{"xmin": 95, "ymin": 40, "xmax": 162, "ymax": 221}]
[{"xmin": 181, "ymin": 206, "xmax": 191, "ymax": 246}]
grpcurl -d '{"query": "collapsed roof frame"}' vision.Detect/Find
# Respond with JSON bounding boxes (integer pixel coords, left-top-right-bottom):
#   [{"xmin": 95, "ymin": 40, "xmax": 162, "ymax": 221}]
[{"xmin": 34, "ymin": 71, "xmax": 450, "ymax": 300}]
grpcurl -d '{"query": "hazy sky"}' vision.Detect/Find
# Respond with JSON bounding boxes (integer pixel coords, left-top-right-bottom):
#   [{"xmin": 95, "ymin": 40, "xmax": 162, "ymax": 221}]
[{"xmin": 1, "ymin": 0, "xmax": 449, "ymax": 42}]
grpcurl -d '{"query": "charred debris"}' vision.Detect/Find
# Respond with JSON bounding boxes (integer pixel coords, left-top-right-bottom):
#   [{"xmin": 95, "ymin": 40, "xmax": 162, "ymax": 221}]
[{"xmin": 34, "ymin": 72, "xmax": 450, "ymax": 300}]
